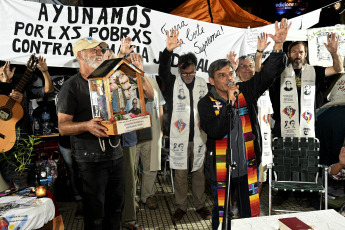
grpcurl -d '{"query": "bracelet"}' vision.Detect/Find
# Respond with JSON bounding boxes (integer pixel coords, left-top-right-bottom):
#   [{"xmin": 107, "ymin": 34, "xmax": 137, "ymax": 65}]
[
  {"xmin": 256, "ymin": 49, "xmax": 263, "ymax": 53},
  {"xmin": 271, "ymin": 49, "xmax": 283, "ymax": 53},
  {"xmin": 42, "ymin": 70, "xmax": 48, "ymax": 73}
]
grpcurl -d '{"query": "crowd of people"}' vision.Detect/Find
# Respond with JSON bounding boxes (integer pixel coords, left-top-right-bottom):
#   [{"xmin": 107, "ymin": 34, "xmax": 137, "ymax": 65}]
[{"xmin": 1, "ymin": 17, "xmax": 345, "ymax": 230}]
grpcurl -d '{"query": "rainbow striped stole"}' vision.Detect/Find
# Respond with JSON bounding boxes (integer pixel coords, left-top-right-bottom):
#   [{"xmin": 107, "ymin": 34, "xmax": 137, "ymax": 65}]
[{"xmin": 210, "ymin": 93, "xmax": 260, "ymax": 223}]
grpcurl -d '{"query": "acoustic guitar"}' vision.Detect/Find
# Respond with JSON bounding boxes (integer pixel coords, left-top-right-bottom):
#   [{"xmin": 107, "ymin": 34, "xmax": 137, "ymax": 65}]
[{"xmin": 0, "ymin": 54, "xmax": 39, "ymax": 152}]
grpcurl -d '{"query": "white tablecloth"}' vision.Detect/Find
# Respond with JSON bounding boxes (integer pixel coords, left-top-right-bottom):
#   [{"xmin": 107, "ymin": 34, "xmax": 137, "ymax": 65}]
[
  {"xmin": 0, "ymin": 197, "xmax": 55, "ymax": 230},
  {"xmin": 218, "ymin": 209, "xmax": 345, "ymax": 230}
]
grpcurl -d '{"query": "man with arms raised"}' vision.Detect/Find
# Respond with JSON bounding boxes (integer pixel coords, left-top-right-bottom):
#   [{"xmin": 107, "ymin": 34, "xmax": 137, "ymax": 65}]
[
  {"xmin": 198, "ymin": 19, "xmax": 290, "ymax": 229},
  {"xmin": 158, "ymin": 29, "xmax": 210, "ymax": 221},
  {"xmin": 269, "ymin": 34, "xmax": 343, "ymax": 138}
]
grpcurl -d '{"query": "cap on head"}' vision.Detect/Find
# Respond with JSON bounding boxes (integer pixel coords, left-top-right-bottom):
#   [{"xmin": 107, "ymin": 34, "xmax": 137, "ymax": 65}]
[{"xmin": 72, "ymin": 37, "xmax": 108, "ymax": 58}]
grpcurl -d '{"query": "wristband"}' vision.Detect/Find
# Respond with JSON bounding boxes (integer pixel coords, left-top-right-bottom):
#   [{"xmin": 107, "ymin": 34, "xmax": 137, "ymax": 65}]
[
  {"xmin": 271, "ymin": 49, "xmax": 283, "ymax": 53},
  {"xmin": 256, "ymin": 49, "xmax": 263, "ymax": 53}
]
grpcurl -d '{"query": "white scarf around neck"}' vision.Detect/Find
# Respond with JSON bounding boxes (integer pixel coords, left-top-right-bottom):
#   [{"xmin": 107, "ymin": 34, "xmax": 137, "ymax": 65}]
[
  {"xmin": 280, "ymin": 64, "xmax": 316, "ymax": 138},
  {"xmin": 169, "ymin": 75, "xmax": 207, "ymax": 171}
]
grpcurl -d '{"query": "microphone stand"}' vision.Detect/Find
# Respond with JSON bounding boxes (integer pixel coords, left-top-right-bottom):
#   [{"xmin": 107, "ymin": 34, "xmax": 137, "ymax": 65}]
[{"xmin": 222, "ymin": 99, "xmax": 237, "ymax": 230}]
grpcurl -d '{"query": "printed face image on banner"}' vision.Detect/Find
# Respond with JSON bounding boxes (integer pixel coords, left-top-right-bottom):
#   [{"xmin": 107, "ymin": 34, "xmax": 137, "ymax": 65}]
[
  {"xmin": 178, "ymin": 88, "xmax": 186, "ymax": 100},
  {"xmin": 173, "ymin": 142, "xmax": 184, "ymax": 152},
  {"xmin": 303, "ymin": 127, "xmax": 310, "ymax": 135},
  {"xmin": 304, "ymin": 84, "xmax": 311, "ymax": 95},
  {"xmin": 284, "ymin": 80, "xmax": 293, "ymax": 91},
  {"xmin": 284, "ymin": 120, "xmax": 296, "ymax": 129}
]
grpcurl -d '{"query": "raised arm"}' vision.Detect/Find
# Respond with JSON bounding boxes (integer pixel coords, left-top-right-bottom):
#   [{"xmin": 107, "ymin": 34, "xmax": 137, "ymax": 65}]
[
  {"xmin": 255, "ymin": 32, "xmax": 271, "ymax": 72},
  {"xmin": 244, "ymin": 18, "xmax": 291, "ymax": 99},
  {"xmin": 226, "ymin": 51, "xmax": 239, "ymax": 71},
  {"xmin": 37, "ymin": 56, "xmax": 54, "ymax": 94},
  {"xmin": 268, "ymin": 18, "xmax": 291, "ymax": 51},
  {"xmin": 115, "ymin": 37, "xmax": 135, "ymax": 58},
  {"xmin": 128, "ymin": 53, "xmax": 154, "ymax": 99},
  {"xmin": 0, "ymin": 61, "xmax": 16, "ymax": 83},
  {"xmin": 324, "ymin": 32, "xmax": 343, "ymax": 77},
  {"xmin": 158, "ymin": 29, "xmax": 182, "ymax": 86}
]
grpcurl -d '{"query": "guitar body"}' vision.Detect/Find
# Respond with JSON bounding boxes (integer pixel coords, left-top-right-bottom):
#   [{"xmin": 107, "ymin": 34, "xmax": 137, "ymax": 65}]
[{"xmin": 0, "ymin": 94, "xmax": 24, "ymax": 152}]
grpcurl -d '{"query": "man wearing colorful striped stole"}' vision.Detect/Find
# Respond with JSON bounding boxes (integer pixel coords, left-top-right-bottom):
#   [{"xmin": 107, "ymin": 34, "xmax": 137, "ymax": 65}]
[{"xmin": 198, "ymin": 18, "xmax": 290, "ymax": 229}]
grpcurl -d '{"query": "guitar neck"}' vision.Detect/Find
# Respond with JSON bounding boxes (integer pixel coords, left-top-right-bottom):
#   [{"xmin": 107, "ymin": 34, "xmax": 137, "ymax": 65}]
[
  {"xmin": 5, "ymin": 68, "xmax": 34, "ymax": 109},
  {"xmin": 15, "ymin": 68, "xmax": 34, "ymax": 92}
]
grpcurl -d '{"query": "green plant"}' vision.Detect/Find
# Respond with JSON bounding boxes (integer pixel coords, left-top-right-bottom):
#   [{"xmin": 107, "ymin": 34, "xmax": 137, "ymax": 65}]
[{"xmin": 0, "ymin": 128, "xmax": 42, "ymax": 176}]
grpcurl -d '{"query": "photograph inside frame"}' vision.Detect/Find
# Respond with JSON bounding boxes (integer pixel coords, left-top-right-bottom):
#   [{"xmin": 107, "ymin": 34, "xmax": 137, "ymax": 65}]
[{"xmin": 88, "ymin": 59, "xmax": 144, "ymax": 122}]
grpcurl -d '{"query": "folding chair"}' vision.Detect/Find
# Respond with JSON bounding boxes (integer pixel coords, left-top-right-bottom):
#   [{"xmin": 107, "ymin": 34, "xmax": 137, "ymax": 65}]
[{"xmin": 268, "ymin": 137, "xmax": 328, "ymax": 215}]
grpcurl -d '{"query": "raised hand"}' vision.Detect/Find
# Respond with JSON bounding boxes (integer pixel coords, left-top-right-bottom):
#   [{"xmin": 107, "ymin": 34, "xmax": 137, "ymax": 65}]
[
  {"xmin": 226, "ymin": 51, "xmax": 239, "ymax": 71},
  {"xmin": 268, "ymin": 18, "xmax": 291, "ymax": 46},
  {"xmin": 117, "ymin": 37, "xmax": 135, "ymax": 58},
  {"xmin": 0, "ymin": 61, "xmax": 16, "ymax": 83},
  {"xmin": 166, "ymin": 29, "xmax": 183, "ymax": 52},
  {"xmin": 339, "ymin": 147, "xmax": 345, "ymax": 166},
  {"xmin": 257, "ymin": 32, "xmax": 271, "ymax": 52},
  {"xmin": 103, "ymin": 49, "xmax": 115, "ymax": 61},
  {"xmin": 37, "ymin": 56, "xmax": 48, "ymax": 73},
  {"xmin": 128, "ymin": 53, "xmax": 143, "ymax": 71},
  {"xmin": 324, "ymin": 32, "xmax": 340, "ymax": 54}
]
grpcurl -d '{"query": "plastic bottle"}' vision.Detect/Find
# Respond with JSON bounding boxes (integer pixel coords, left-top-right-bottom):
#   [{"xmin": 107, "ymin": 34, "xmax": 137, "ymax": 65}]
[
  {"xmin": 46, "ymin": 160, "xmax": 53, "ymax": 187},
  {"xmin": 39, "ymin": 163, "xmax": 48, "ymax": 186},
  {"xmin": 33, "ymin": 118, "xmax": 41, "ymax": 136},
  {"xmin": 42, "ymin": 107, "xmax": 51, "ymax": 135}
]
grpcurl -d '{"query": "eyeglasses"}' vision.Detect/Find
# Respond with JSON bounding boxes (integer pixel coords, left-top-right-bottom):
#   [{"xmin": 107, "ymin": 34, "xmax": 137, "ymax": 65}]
[
  {"xmin": 181, "ymin": 72, "xmax": 196, "ymax": 77},
  {"xmin": 101, "ymin": 48, "xmax": 113, "ymax": 54},
  {"xmin": 239, "ymin": 64, "xmax": 254, "ymax": 69}
]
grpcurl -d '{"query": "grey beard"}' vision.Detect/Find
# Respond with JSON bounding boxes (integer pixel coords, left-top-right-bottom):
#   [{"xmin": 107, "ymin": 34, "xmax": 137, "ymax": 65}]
[{"xmin": 85, "ymin": 56, "xmax": 103, "ymax": 69}]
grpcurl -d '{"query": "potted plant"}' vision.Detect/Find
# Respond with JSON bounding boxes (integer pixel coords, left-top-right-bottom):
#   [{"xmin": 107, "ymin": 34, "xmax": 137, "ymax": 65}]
[{"xmin": 0, "ymin": 128, "xmax": 42, "ymax": 190}]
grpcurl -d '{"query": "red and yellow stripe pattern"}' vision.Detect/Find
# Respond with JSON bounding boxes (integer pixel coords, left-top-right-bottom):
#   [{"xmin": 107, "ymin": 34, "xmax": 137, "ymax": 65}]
[{"xmin": 210, "ymin": 93, "xmax": 260, "ymax": 222}]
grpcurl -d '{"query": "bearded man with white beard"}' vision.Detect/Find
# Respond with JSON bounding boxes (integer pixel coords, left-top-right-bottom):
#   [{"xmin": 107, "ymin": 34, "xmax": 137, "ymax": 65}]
[{"xmin": 57, "ymin": 37, "xmax": 125, "ymax": 230}]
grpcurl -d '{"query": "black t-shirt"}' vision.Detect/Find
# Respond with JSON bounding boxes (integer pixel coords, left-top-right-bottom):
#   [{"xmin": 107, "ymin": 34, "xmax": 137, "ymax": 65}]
[
  {"xmin": 57, "ymin": 73, "xmax": 122, "ymax": 162},
  {"xmin": 269, "ymin": 65, "xmax": 326, "ymax": 137}
]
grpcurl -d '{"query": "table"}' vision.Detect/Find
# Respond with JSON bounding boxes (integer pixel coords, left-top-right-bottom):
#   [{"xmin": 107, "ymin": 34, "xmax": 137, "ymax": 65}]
[
  {"xmin": 218, "ymin": 209, "xmax": 345, "ymax": 230},
  {"xmin": 0, "ymin": 197, "xmax": 55, "ymax": 230}
]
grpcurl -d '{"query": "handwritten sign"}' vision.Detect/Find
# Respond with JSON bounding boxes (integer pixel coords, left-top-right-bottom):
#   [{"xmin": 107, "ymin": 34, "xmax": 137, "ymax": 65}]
[
  {"xmin": 0, "ymin": 0, "xmax": 320, "ymax": 81},
  {"xmin": 308, "ymin": 25, "xmax": 345, "ymax": 67}
]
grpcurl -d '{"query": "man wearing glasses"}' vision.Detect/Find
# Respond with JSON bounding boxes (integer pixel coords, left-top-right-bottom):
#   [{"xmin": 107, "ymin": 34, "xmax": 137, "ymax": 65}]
[{"xmin": 158, "ymin": 29, "xmax": 211, "ymax": 221}]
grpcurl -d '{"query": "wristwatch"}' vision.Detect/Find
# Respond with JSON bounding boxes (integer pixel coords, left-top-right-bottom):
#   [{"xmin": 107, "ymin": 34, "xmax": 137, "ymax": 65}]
[{"xmin": 271, "ymin": 49, "xmax": 283, "ymax": 53}]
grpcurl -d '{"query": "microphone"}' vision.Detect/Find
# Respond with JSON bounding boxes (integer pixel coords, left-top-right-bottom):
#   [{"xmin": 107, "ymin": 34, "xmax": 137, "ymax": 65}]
[{"xmin": 228, "ymin": 82, "xmax": 238, "ymax": 97}]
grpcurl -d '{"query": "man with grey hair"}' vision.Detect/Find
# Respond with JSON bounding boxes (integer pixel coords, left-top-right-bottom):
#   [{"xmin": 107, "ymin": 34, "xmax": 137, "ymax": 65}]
[
  {"xmin": 57, "ymin": 37, "xmax": 124, "ymax": 230},
  {"xmin": 198, "ymin": 18, "xmax": 290, "ymax": 229},
  {"xmin": 227, "ymin": 33, "xmax": 274, "ymax": 199}
]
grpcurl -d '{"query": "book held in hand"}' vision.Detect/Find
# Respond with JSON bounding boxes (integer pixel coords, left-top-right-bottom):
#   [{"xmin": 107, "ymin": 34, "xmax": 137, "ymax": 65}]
[{"xmin": 278, "ymin": 217, "xmax": 312, "ymax": 230}]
